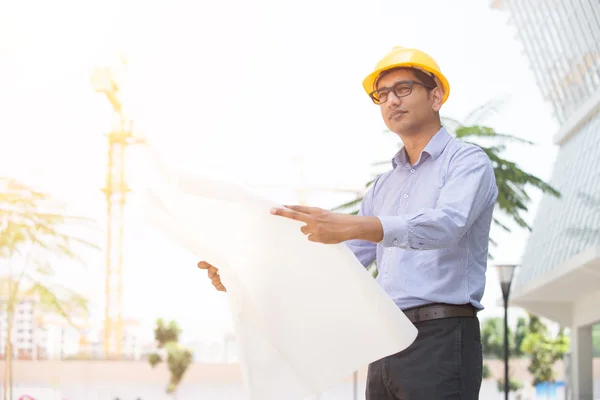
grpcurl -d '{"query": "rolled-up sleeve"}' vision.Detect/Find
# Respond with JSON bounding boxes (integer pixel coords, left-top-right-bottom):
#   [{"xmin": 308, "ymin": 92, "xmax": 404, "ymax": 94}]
[{"xmin": 378, "ymin": 145, "xmax": 498, "ymax": 250}]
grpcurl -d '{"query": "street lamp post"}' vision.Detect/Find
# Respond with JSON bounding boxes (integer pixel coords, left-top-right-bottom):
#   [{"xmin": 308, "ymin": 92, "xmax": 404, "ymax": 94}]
[{"xmin": 496, "ymin": 264, "xmax": 517, "ymax": 400}]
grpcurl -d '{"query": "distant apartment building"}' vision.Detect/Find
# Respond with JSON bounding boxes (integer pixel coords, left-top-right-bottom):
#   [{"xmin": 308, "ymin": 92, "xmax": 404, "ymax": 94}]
[
  {"xmin": 0, "ymin": 276, "xmax": 151, "ymax": 362},
  {"xmin": 93, "ymin": 318, "xmax": 144, "ymax": 360},
  {"xmin": 0, "ymin": 277, "xmax": 50, "ymax": 360},
  {"xmin": 0, "ymin": 292, "xmax": 85, "ymax": 360},
  {"xmin": 1, "ymin": 277, "xmax": 99, "ymax": 360},
  {"xmin": 41, "ymin": 314, "xmax": 85, "ymax": 360},
  {"xmin": 491, "ymin": 1, "xmax": 600, "ymax": 399},
  {"xmin": 0, "ymin": 294, "xmax": 47, "ymax": 360}
]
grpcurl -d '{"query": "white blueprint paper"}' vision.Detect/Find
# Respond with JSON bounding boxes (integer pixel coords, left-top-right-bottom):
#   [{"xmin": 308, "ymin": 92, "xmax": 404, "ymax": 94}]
[{"xmin": 142, "ymin": 170, "xmax": 418, "ymax": 400}]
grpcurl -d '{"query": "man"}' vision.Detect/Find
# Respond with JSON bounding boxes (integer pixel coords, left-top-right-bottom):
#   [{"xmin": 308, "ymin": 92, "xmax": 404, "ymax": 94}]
[{"xmin": 198, "ymin": 46, "xmax": 497, "ymax": 399}]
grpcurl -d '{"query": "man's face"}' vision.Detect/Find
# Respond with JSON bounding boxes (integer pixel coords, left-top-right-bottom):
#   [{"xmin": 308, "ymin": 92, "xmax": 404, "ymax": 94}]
[{"xmin": 375, "ymin": 68, "xmax": 442, "ymax": 136}]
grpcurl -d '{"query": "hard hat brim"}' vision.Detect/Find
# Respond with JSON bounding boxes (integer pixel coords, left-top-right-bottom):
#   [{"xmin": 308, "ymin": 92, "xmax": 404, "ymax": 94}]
[{"xmin": 362, "ymin": 62, "xmax": 450, "ymax": 104}]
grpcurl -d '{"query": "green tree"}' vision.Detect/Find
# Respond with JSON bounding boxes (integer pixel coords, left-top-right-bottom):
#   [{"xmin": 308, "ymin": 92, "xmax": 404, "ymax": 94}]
[
  {"xmin": 482, "ymin": 363, "xmax": 491, "ymax": 379},
  {"xmin": 520, "ymin": 314, "xmax": 569, "ymax": 385},
  {"xmin": 513, "ymin": 316, "xmax": 528, "ymax": 357},
  {"xmin": 481, "ymin": 317, "xmax": 510, "ymax": 359},
  {"xmin": 480, "ymin": 316, "xmax": 527, "ymax": 359},
  {"xmin": 496, "ymin": 378, "xmax": 523, "ymax": 393},
  {"xmin": 333, "ymin": 100, "xmax": 560, "ymax": 259},
  {"xmin": 148, "ymin": 319, "xmax": 194, "ymax": 396},
  {"xmin": 154, "ymin": 318, "xmax": 182, "ymax": 345},
  {"xmin": 165, "ymin": 342, "xmax": 194, "ymax": 394},
  {"xmin": 0, "ymin": 178, "xmax": 97, "ymax": 400}
]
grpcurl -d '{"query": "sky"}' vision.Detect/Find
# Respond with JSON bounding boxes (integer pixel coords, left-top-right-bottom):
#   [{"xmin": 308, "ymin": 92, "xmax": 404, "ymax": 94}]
[{"xmin": 0, "ymin": 0, "xmax": 560, "ymax": 343}]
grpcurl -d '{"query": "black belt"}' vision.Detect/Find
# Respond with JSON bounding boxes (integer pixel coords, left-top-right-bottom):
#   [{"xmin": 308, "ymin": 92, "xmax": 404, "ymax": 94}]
[{"xmin": 403, "ymin": 303, "xmax": 476, "ymax": 324}]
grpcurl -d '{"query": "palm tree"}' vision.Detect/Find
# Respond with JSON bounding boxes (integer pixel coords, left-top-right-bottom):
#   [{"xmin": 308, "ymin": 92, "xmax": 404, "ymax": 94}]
[
  {"xmin": 333, "ymin": 99, "xmax": 560, "ymax": 258},
  {"xmin": 0, "ymin": 177, "xmax": 98, "ymax": 400}
]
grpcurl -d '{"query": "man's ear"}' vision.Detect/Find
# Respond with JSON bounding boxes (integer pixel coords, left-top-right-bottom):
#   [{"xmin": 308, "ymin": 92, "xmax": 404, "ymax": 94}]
[{"xmin": 431, "ymin": 87, "xmax": 443, "ymax": 112}]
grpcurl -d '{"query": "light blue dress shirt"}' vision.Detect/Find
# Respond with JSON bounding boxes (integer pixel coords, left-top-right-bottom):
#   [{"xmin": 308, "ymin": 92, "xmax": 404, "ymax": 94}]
[{"xmin": 346, "ymin": 127, "xmax": 498, "ymax": 310}]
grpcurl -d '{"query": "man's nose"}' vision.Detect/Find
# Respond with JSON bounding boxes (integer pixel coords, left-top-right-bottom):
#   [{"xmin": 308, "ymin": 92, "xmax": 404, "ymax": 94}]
[{"xmin": 387, "ymin": 90, "xmax": 402, "ymax": 107}]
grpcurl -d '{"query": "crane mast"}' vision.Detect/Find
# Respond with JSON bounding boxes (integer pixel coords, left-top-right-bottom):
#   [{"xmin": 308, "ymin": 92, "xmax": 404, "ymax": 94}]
[
  {"xmin": 102, "ymin": 121, "xmax": 133, "ymax": 358},
  {"xmin": 92, "ymin": 57, "xmax": 142, "ymax": 359}
]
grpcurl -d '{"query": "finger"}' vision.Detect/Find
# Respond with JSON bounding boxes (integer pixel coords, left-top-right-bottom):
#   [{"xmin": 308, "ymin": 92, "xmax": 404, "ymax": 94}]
[
  {"xmin": 211, "ymin": 275, "xmax": 222, "ymax": 286},
  {"xmin": 212, "ymin": 279, "xmax": 227, "ymax": 292},
  {"xmin": 207, "ymin": 267, "xmax": 219, "ymax": 278},
  {"xmin": 300, "ymin": 225, "xmax": 311, "ymax": 235},
  {"xmin": 307, "ymin": 234, "xmax": 328, "ymax": 244},
  {"xmin": 270, "ymin": 207, "xmax": 313, "ymax": 223},
  {"xmin": 197, "ymin": 261, "xmax": 213, "ymax": 269},
  {"xmin": 283, "ymin": 205, "xmax": 318, "ymax": 214},
  {"xmin": 216, "ymin": 283, "xmax": 227, "ymax": 292}
]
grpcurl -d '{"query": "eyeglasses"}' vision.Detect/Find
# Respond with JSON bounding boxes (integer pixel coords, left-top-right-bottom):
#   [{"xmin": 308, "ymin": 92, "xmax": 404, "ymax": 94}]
[{"xmin": 369, "ymin": 80, "xmax": 435, "ymax": 105}]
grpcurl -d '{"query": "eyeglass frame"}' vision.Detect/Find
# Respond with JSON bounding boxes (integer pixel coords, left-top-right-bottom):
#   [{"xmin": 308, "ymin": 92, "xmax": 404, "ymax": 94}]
[{"xmin": 369, "ymin": 80, "xmax": 436, "ymax": 105}]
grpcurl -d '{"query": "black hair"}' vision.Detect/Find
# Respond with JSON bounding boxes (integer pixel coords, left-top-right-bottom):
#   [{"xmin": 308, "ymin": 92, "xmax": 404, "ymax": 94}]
[{"xmin": 374, "ymin": 67, "xmax": 437, "ymax": 91}]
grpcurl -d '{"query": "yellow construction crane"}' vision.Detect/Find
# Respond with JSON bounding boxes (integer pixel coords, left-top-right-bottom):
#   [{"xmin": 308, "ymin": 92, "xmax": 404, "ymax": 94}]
[{"xmin": 91, "ymin": 55, "xmax": 144, "ymax": 359}]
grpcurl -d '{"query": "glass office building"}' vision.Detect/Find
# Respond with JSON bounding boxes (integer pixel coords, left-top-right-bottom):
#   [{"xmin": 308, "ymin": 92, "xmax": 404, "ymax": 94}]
[{"xmin": 491, "ymin": 1, "xmax": 600, "ymax": 399}]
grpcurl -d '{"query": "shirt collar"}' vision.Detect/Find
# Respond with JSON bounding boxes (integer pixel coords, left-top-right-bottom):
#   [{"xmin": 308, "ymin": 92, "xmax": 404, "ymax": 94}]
[{"xmin": 391, "ymin": 126, "xmax": 452, "ymax": 168}]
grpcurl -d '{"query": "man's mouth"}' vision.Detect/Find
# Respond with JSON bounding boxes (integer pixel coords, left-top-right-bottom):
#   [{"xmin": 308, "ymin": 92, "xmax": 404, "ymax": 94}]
[{"xmin": 390, "ymin": 110, "xmax": 408, "ymax": 120}]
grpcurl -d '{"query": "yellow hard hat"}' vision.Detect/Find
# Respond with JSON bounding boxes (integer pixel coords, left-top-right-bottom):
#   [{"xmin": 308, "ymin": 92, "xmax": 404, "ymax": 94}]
[{"xmin": 362, "ymin": 46, "xmax": 450, "ymax": 104}]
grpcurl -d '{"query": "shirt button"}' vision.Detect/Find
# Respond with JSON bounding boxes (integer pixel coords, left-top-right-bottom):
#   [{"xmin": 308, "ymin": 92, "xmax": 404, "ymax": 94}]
[
  {"xmin": 403, "ymin": 194, "xmax": 409, "ymax": 199},
  {"xmin": 393, "ymin": 240, "xmax": 399, "ymax": 246},
  {"xmin": 410, "ymin": 169, "xmax": 415, "ymax": 173},
  {"xmin": 384, "ymin": 273, "xmax": 388, "ymax": 278}
]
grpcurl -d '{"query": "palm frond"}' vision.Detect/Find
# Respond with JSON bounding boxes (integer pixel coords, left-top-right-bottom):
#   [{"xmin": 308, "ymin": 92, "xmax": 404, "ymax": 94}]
[
  {"xmin": 24, "ymin": 279, "xmax": 89, "ymax": 330},
  {"xmin": 455, "ymin": 126, "xmax": 536, "ymax": 145},
  {"xmin": 463, "ymin": 96, "xmax": 509, "ymax": 125},
  {"xmin": 492, "ymin": 217, "xmax": 511, "ymax": 233},
  {"xmin": 1, "ymin": 177, "xmax": 98, "ymax": 340}
]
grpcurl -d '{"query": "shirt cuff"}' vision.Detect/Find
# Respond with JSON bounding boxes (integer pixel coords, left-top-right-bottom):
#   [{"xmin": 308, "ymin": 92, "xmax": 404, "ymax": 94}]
[{"xmin": 377, "ymin": 216, "xmax": 409, "ymax": 248}]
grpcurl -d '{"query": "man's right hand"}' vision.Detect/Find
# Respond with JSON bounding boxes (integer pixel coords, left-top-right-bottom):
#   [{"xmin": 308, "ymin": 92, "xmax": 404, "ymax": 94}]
[{"xmin": 197, "ymin": 261, "xmax": 227, "ymax": 292}]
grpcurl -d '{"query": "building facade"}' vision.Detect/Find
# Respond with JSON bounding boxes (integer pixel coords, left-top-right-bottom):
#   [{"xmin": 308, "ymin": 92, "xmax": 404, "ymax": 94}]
[
  {"xmin": 93, "ymin": 318, "xmax": 144, "ymax": 360},
  {"xmin": 491, "ymin": 1, "xmax": 600, "ymax": 399},
  {"xmin": 0, "ymin": 277, "xmax": 50, "ymax": 360},
  {"xmin": 1, "ymin": 277, "xmax": 84, "ymax": 361}
]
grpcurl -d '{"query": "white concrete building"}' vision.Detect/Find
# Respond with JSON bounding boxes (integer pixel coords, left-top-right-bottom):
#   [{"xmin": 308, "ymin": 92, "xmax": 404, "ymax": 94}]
[
  {"xmin": 491, "ymin": 1, "xmax": 600, "ymax": 399},
  {"xmin": 0, "ymin": 282, "xmax": 48, "ymax": 360},
  {"xmin": 95, "ymin": 318, "xmax": 144, "ymax": 360},
  {"xmin": 0, "ymin": 277, "xmax": 93, "ymax": 360},
  {"xmin": 41, "ymin": 314, "xmax": 85, "ymax": 360},
  {"xmin": 0, "ymin": 294, "xmax": 86, "ymax": 361}
]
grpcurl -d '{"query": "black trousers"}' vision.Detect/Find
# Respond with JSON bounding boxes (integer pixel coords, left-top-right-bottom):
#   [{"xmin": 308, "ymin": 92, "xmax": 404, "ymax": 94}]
[{"xmin": 366, "ymin": 316, "xmax": 482, "ymax": 400}]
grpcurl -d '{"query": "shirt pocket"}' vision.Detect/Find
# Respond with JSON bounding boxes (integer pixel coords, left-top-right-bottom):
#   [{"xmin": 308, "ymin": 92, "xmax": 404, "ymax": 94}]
[{"xmin": 409, "ymin": 170, "xmax": 445, "ymax": 211}]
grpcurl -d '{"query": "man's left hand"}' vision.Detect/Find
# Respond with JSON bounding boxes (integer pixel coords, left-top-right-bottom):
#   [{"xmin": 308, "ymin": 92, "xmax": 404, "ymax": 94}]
[{"xmin": 270, "ymin": 205, "xmax": 383, "ymax": 244}]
